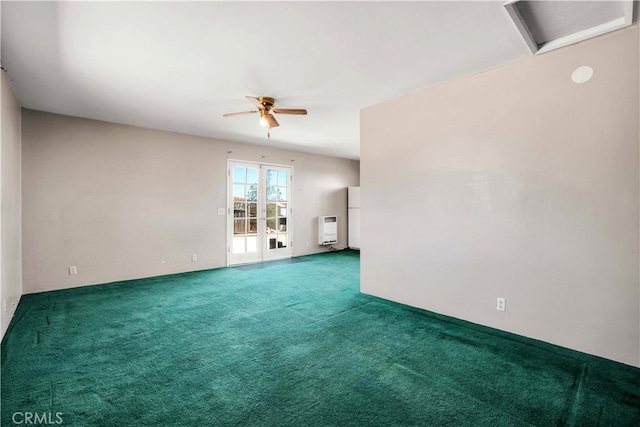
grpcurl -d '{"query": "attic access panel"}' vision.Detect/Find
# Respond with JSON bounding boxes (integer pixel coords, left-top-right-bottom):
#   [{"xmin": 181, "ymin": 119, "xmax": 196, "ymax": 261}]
[{"xmin": 504, "ymin": 0, "xmax": 634, "ymax": 54}]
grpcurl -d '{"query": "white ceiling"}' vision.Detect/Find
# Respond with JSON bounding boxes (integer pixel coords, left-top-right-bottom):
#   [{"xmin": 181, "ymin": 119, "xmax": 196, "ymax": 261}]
[{"xmin": 0, "ymin": 1, "xmax": 633, "ymax": 160}]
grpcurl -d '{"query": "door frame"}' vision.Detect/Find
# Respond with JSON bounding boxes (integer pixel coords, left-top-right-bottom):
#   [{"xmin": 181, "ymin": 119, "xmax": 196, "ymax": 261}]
[{"xmin": 226, "ymin": 159, "xmax": 294, "ymax": 266}]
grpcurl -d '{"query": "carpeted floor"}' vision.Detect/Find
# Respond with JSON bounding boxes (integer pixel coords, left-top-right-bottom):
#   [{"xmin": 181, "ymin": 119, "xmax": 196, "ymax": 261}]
[{"xmin": 2, "ymin": 250, "xmax": 639, "ymax": 426}]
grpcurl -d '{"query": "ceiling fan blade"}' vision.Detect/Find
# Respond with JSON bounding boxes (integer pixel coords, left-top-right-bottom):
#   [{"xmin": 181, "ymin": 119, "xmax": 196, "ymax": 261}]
[
  {"xmin": 223, "ymin": 111, "xmax": 258, "ymax": 118},
  {"xmin": 246, "ymin": 96, "xmax": 266, "ymax": 110},
  {"xmin": 272, "ymin": 108, "xmax": 308, "ymax": 115},
  {"xmin": 265, "ymin": 113, "xmax": 279, "ymax": 128}
]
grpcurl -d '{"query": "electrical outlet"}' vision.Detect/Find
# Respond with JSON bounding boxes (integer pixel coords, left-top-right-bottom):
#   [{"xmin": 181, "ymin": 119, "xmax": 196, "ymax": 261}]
[
  {"xmin": 218, "ymin": 208, "xmax": 225, "ymax": 216},
  {"xmin": 497, "ymin": 297, "xmax": 506, "ymax": 312},
  {"xmin": 69, "ymin": 266, "xmax": 77, "ymax": 275},
  {"xmin": 192, "ymin": 254, "xmax": 197, "ymax": 262},
  {"xmin": 3, "ymin": 300, "xmax": 7, "ymax": 314}
]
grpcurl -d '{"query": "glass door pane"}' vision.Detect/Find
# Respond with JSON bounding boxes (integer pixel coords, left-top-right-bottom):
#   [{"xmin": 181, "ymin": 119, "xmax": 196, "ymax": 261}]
[
  {"xmin": 228, "ymin": 163, "xmax": 262, "ymax": 265},
  {"xmin": 263, "ymin": 166, "xmax": 291, "ymax": 261}
]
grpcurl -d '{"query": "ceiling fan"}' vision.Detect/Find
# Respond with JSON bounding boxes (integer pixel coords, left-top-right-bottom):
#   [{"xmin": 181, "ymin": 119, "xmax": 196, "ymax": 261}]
[{"xmin": 223, "ymin": 96, "xmax": 307, "ymax": 137}]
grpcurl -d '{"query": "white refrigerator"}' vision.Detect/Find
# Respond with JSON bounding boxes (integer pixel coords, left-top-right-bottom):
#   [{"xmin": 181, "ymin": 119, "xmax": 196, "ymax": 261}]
[{"xmin": 348, "ymin": 186, "xmax": 360, "ymax": 250}]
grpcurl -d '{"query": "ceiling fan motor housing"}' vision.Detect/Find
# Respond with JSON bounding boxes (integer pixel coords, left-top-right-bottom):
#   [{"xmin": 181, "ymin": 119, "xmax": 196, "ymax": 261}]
[{"xmin": 258, "ymin": 97, "xmax": 275, "ymax": 110}]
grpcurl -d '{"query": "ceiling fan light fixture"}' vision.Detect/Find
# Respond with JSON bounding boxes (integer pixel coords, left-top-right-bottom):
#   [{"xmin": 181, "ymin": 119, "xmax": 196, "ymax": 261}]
[{"xmin": 259, "ymin": 112, "xmax": 268, "ymax": 126}]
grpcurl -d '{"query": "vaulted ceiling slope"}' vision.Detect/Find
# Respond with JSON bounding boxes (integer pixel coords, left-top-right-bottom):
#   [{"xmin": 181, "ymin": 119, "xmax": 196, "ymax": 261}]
[{"xmin": 1, "ymin": 1, "xmax": 635, "ymax": 159}]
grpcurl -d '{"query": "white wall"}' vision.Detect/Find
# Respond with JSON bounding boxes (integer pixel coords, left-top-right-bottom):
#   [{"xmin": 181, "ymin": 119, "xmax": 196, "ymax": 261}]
[
  {"xmin": 22, "ymin": 110, "xmax": 359, "ymax": 293},
  {"xmin": 361, "ymin": 26, "xmax": 639, "ymax": 366},
  {"xmin": 1, "ymin": 70, "xmax": 23, "ymax": 339}
]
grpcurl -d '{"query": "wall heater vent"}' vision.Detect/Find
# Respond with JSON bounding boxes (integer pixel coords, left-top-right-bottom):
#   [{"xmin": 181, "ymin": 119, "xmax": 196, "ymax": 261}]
[{"xmin": 318, "ymin": 215, "xmax": 338, "ymax": 246}]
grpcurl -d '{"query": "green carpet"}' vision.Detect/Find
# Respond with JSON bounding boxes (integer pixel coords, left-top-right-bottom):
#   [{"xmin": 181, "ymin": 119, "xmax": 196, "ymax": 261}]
[{"xmin": 2, "ymin": 251, "xmax": 639, "ymax": 426}]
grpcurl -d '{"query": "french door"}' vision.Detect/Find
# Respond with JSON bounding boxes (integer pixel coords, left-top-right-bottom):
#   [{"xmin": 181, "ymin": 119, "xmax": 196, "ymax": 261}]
[{"xmin": 227, "ymin": 161, "xmax": 293, "ymax": 265}]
